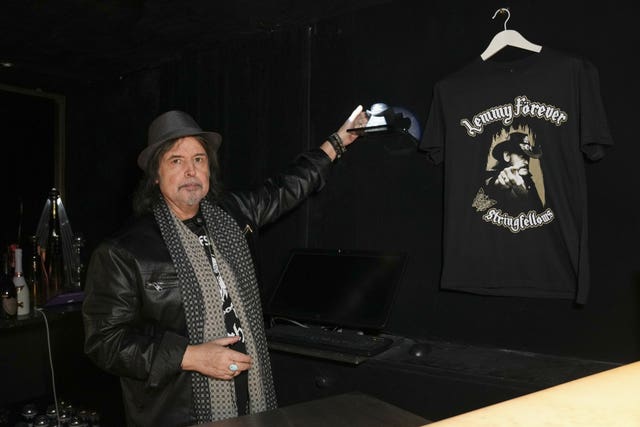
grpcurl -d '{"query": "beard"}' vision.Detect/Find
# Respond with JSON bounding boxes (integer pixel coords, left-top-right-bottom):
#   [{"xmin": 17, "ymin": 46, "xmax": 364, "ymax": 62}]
[
  {"xmin": 184, "ymin": 193, "xmax": 203, "ymax": 206},
  {"xmin": 178, "ymin": 179, "xmax": 205, "ymax": 203}
]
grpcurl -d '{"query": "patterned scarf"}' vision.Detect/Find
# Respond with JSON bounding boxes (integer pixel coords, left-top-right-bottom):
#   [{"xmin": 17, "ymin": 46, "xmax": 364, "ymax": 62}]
[{"xmin": 153, "ymin": 196, "xmax": 277, "ymax": 423}]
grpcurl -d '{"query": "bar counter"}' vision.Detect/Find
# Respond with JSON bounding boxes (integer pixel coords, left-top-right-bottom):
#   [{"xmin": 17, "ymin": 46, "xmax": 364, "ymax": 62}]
[{"xmin": 428, "ymin": 360, "xmax": 640, "ymax": 427}]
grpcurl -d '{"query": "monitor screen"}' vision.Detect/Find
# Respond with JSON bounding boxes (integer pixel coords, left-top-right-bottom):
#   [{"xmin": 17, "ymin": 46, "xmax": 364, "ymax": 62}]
[{"xmin": 267, "ymin": 248, "xmax": 407, "ymax": 331}]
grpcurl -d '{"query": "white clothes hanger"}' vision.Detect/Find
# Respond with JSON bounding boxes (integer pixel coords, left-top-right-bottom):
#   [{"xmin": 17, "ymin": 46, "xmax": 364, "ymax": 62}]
[{"xmin": 480, "ymin": 8, "xmax": 542, "ymax": 61}]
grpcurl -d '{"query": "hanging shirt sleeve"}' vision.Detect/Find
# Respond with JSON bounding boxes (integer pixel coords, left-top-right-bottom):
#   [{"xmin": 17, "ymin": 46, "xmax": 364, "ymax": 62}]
[{"xmin": 579, "ymin": 58, "xmax": 614, "ymax": 161}]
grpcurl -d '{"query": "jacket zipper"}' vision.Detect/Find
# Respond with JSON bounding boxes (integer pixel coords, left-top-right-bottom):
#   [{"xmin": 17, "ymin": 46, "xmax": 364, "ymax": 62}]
[{"xmin": 145, "ymin": 281, "xmax": 167, "ymax": 291}]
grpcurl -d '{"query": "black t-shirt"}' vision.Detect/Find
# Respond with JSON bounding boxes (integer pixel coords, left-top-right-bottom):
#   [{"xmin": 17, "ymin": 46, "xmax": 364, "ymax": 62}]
[{"xmin": 419, "ymin": 48, "xmax": 613, "ymax": 304}]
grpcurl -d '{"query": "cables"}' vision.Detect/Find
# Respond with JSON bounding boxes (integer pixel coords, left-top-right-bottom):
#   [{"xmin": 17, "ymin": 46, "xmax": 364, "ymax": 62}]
[
  {"xmin": 270, "ymin": 316, "xmax": 309, "ymax": 328},
  {"xmin": 35, "ymin": 308, "xmax": 61, "ymax": 427}
]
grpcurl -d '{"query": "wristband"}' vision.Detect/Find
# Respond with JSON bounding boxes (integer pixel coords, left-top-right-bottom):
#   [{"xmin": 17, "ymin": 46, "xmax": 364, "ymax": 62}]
[{"xmin": 328, "ymin": 132, "xmax": 346, "ymax": 158}]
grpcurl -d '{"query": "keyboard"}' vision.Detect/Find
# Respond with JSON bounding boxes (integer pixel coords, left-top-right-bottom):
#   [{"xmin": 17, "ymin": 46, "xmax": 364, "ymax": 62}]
[{"xmin": 265, "ymin": 325, "xmax": 393, "ymax": 357}]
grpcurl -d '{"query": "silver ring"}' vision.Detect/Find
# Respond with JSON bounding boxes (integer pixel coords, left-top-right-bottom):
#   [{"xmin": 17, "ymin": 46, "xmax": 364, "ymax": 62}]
[{"xmin": 229, "ymin": 363, "xmax": 238, "ymax": 372}]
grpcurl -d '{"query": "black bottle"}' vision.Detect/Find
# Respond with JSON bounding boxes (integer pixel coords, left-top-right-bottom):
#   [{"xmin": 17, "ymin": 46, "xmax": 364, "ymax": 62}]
[
  {"xmin": 28, "ymin": 235, "xmax": 46, "ymax": 307},
  {"xmin": 0, "ymin": 251, "xmax": 17, "ymax": 319}
]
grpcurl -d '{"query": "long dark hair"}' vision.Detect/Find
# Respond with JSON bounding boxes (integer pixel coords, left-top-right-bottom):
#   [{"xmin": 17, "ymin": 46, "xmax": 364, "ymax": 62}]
[{"xmin": 132, "ymin": 136, "xmax": 223, "ymax": 216}]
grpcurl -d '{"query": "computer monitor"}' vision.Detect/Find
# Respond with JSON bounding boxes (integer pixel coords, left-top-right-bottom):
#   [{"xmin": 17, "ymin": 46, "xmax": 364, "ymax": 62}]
[{"xmin": 267, "ymin": 248, "xmax": 407, "ymax": 331}]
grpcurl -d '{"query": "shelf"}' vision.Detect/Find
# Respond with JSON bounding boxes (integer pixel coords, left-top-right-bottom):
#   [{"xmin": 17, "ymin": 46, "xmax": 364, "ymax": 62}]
[{"xmin": 0, "ymin": 302, "xmax": 83, "ymax": 330}]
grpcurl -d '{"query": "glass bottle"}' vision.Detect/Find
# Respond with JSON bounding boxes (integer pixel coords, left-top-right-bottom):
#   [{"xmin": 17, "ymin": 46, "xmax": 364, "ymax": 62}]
[
  {"xmin": 71, "ymin": 233, "xmax": 85, "ymax": 289},
  {"xmin": 46, "ymin": 404, "xmax": 58, "ymax": 425},
  {"xmin": 20, "ymin": 403, "xmax": 38, "ymax": 424},
  {"xmin": 0, "ymin": 251, "xmax": 17, "ymax": 319},
  {"xmin": 88, "ymin": 410, "xmax": 100, "ymax": 427},
  {"xmin": 28, "ymin": 234, "xmax": 46, "ymax": 307},
  {"xmin": 13, "ymin": 247, "xmax": 31, "ymax": 317},
  {"xmin": 41, "ymin": 188, "xmax": 65, "ymax": 300},
  {"xmin": 34, "ymin": 414, "xmax": 50, "ymax": 426}
]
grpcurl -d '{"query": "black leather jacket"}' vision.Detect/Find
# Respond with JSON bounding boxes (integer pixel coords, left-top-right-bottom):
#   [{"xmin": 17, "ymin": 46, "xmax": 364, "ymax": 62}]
[{"xmin": 82, "ymin": 149, "xmax": 332, "ymax": 427}]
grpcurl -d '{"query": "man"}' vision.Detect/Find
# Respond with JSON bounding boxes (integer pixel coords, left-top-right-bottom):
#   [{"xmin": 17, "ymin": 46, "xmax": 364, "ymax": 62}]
[
  {"xmin": 82, "ymin": 106, "xmax": 367, "ymax": 426},
  {"xmin": 484, "ymin": 131, "xmax": 544, "ymax": 213}
]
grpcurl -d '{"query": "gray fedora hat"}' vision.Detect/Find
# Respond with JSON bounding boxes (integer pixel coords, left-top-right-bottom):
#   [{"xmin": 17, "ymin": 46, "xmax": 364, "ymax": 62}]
[{"xmin": 137, "ymin": 110, "xmax": 222, "ymax": 170}]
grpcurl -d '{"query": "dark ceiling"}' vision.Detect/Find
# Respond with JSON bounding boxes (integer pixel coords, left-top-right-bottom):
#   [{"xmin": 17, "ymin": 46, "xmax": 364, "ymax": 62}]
[{"xmin": 1, "ymin": 0, "xmax": 388, "ymax": 82}]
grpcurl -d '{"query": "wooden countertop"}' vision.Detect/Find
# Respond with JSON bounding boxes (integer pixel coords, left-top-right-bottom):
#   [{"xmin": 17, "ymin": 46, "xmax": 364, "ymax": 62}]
[{"xmin": 427, "ymin": 360, "xmax": 640, "ymax": 427}]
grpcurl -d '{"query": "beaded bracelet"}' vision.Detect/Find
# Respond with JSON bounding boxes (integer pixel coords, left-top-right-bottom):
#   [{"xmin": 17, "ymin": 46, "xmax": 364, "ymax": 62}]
[{"xmin": 328, "ymin": 132, "xmax": 346, "ymax": 158}]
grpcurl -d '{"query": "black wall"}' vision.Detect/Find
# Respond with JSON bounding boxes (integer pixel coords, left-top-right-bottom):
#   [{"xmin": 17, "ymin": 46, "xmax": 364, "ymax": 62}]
[
  {"xmin": 2, "ymin": 89, "xmax": 55, "ymax": 250},
  {"xmin": 5, "ymin": 0, "xmax": 638, "ymax": 367},
  {"xmin": 297, "ymin": 0, "xmax": 640, "ymax": 363}
]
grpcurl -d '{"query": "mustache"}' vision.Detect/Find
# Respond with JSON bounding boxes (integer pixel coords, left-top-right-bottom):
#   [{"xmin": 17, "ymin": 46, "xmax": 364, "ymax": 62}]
[{"xmin": 178, "ymin": 180, "xmax": 203, "ymax": 189}]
